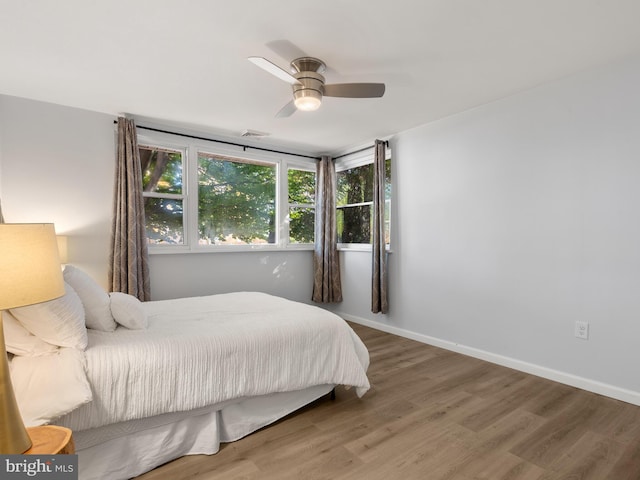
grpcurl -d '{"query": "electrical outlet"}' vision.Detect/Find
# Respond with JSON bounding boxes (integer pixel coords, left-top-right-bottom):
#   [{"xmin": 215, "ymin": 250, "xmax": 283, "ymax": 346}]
[{"xmin": 575, "ymin": 321, "xmax": 589, "ymax": 340}]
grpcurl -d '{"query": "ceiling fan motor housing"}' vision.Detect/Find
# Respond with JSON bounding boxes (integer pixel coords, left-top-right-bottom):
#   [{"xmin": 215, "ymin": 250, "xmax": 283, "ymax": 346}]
[
  {"xmin": 290, "ymin": 57, "xmax": 326, "ymax": 74},
  {"xmin": 292, "ymin": 70, "xmax": 324, "ymax": 110},
  {"xmin": 292, "ymin": 71, "xmax": 325, "ymax": 92}
]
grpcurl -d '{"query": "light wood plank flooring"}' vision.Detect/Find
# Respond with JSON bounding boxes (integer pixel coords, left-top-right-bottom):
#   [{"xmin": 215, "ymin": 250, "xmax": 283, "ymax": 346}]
[{"xmin": 137, "ymin": 323, "xmax": 640, "ymax": 479}]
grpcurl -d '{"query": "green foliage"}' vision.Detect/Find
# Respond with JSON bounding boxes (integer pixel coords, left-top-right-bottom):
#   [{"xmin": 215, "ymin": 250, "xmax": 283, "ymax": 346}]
[
  {"xmin": 144, "ymin": 198, "xmax": 184, "ymax": 244},
  {"xmin": 140, "ymin": 147, "xmax": 184, "ymax": 244},
  {"xmin": 140, "ymin": 145, "xmax": 389, "ymax": 247},
  {"xmin": 141, "ymin": 148, "xmax": 182, "ymax": 194},
  {"xmin": 198, "ymin": 156, "xmax": 276, "ymax": 244},
  {"xmin": 336, "ymin": 158, "xmax": 391, "ymax": 244},
  {"xmin": 336, "ymin": 163, "xmax": 373, "ymax": 206},
  {"xmin": 288, "ymin": 169, "xmax": 315, "ymax": 204},
  {"xmin": 289, "ymin": 207, "xmax": 315, "ymax": 243},
  {"xmin": 288, "ymin": 169, "xmax": 316, "ymax": 243}
]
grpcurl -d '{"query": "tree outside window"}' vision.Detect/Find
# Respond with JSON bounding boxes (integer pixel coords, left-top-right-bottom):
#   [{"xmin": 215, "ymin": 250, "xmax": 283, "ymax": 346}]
[
  {"xmin": 198, "ymin": 154, "xmax": 276, "ymax": 245},
  {"xmin": 140, "ymin": 146, "xmax": 185, "ymax": 245},
  {"xmin": 288, "ymin": 168, "xmax": 315, "ymax": 244},
  {"xmin": 140, "ymin": 135, "xmax": 387, "ymax": 250},
  {"xmin": 336, "ymin": 158, "xmax": 391, "ymax": 245}
]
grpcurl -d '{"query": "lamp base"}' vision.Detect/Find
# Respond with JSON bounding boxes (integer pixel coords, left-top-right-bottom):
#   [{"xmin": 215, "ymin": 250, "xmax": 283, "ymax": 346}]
[{"xmin": 0, "ymin": 312, "xmax": 32, "ymax": 453}]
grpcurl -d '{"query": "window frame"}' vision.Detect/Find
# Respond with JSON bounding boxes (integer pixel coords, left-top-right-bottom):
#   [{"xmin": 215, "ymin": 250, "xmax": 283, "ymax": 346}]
[
  {"xmin": 286, "ymin": 164, "xmax": 317, "ymax": 248},
  {"xmin": 137, "ymin": 130, "xmax": 317, "ymax": 254},
  {"xmin": 197, "ymin": 150, "xmax": 279, "ymax": 247},
  {"xmin": 139, "ymin": 140, "xmax": 189, "ymax": 250},
  {"xmin": 335, "ymin": 147, "xmax": 392, "ymax": 252}
]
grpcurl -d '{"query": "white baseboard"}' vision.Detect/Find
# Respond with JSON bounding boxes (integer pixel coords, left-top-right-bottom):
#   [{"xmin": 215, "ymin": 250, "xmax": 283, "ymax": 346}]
[{"xmin": 339, "ymin": 312, "xmax": 640, "ymax": 407}]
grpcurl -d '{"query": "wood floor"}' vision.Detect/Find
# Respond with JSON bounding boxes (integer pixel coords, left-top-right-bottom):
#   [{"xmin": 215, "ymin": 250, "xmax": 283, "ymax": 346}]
[{"xmin": 137, "ymin": 323, "xmax": 640, "ymax": 480}]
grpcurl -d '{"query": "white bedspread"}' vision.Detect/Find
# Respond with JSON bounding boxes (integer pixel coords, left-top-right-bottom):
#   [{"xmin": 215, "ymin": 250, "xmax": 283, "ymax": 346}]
[{"xmin": 49, "ymin": 292, "xmax": 369, "ymax": 431}]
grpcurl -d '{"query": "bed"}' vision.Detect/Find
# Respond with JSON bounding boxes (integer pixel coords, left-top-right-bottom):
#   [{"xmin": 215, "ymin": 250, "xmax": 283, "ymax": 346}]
[{"xmin": 5, "ymin": 266, "xmax": 370, "ymax": 480}]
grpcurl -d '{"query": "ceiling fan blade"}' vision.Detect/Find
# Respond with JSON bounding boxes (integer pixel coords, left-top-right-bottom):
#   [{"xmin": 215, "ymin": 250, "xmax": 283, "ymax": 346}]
[
  {"xmin": 248, "ymin": 57, "xmax": 301, "ymax": 85},
  {"xmin": 276, "ymin": 100, "xmax": 297, "ymax": 118},
  {"xmin": 322, "ymin": 83, "xmax": 386, "ymax": 98}
]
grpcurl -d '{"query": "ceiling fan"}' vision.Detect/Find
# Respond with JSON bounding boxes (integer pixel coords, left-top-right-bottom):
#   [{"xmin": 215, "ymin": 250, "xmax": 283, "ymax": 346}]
[{"xmin": 248, "ymin": 56, "xmax": 385, "ymax": 117}]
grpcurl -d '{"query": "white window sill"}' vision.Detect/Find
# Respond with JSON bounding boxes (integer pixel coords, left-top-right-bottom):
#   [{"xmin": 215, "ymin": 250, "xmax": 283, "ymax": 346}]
[
  {"xmin": 337, "ymin": 244, "xmax": 393, "ymax": 253},
  {"xmin": 148, "ymin": 244, "xmax": 392, "ymax": 254},
  {"xmin": 148, "ymin": 244, "xmax": 314, "ymax": 254}
]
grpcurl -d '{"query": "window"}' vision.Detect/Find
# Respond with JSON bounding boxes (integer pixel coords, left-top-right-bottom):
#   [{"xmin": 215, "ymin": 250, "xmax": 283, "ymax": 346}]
[
  {"xmin": 336, "ymin": 155, "xmax": 391, "ymax": 246},
  {"xmin": 139, "ymin": 130, "xmax": 389, "ymax": 252},
  {"xmin": 198, "ymin": 153, "xmax": 277, "ymax": 245},
  {"xmin": 287, "ymin": 167, "xmax": 315, "ymax": 244},
  {"xmin": 140, "ymin": 145, "xmax": 185, "ymax": 245},
  {"xmin": 138, "ymin": 131, "xmax": 316, "ymax": 251}
]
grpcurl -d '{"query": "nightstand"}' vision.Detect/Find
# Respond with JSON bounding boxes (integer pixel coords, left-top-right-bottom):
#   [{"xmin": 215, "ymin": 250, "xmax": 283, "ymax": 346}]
[{"xmin": 24, "ymin": 426, "xmax": 75, "ymax": 454}]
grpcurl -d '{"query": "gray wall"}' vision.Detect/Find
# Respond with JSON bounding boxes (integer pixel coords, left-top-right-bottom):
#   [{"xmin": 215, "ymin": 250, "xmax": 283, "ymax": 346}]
[
  {"xmin": 0, "ymin": 95, "xmax": 314, "ymax": 302},
  {"xmin": 0, "ymin": 95, "xmax": 114, "ymax": 285},
  {"xmin": 331, "ymin": 54, "xmax": 640, "ymax": 404}
]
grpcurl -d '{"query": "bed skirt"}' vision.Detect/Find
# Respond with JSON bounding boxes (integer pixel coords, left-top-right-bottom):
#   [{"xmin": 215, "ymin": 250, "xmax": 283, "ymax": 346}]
[{"xmin": 67, "ymin": 384, "xmax": 334, "ymax": 480}]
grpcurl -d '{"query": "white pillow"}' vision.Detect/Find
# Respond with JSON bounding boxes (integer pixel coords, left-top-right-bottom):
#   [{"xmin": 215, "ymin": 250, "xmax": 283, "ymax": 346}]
[
  {"xmin": 110, "ymin": 292, "xmax": 148, "ymax": 329},
  {"xmin": 10, "ymin": 283, "xmax": 88, "ymax": 350},
  {"xmin": 2, "ymin": 310, "xmax": 59, "ymax": 356},
  {"xmin": 63, "ymin": 265, "xmax": 117, "ymax": 332}
]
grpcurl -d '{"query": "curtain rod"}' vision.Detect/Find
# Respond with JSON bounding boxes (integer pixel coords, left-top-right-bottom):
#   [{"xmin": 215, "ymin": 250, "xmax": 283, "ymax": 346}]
[
  {"xmin": 114, "ymin": 120, "xmax": 387, "ymax": 161},
  {"xmin": 113, "ymin": 121, "xmax": 321, "ymax": 160}
]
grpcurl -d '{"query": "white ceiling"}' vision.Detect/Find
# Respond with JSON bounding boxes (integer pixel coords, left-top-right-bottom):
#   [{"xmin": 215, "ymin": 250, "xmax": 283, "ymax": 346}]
[{"xmin": 2, "ymin": 0, "xmax": 640, "ymax": 155}]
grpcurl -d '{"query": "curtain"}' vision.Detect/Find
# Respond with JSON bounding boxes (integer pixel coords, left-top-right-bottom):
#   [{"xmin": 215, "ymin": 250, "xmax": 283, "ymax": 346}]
[
  {"xmin": 312, "ymin": 155, "xmax": 342, "ymax": 303},
  {"xmin": 0, "ymin": 200, "xmax": 4, "ymax": 223},
  {"xmin": 372, "ymin": 140, "xmax": 388, "ymax": 313},
  {"xmin": 109, "ymin": 117, "xmax": 151, "ymax": 301}
]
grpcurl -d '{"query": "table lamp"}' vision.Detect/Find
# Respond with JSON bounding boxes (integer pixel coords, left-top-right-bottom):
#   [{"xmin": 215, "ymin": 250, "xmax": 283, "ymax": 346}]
[{"xmin": 0, "ymin": 224, "xmax": 65, "ymax": 453}]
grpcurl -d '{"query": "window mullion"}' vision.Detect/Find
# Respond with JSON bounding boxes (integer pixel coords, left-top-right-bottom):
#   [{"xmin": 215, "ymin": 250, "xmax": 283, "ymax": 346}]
[
  {"xmin": 279, "ymin": 161, "xmax": 287, "ymax": 247},
  {"xmin": 186, "ymin": 145, "xmax": 198, "ymax": 250}
]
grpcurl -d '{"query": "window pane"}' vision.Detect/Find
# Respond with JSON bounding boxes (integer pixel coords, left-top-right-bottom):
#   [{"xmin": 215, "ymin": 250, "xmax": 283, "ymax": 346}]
[
  {"xmin": 336, "ymin": 158, "xmax": 391, "ymax": 245},
  {"xmin": 288, "ymin": 169, "xmax": 316, "ymax": 204},
  {"xmin": 140, "ymin": 146, "xmax": 183, "ymax": 194},
  {"xmin": 336, "ymin": 163, "xmax": 373, "ymax": 207},
  {"xmin": 385, "ymin": 158, "xmax": 392, "ymax": 244},
  {"xmin": 385, "ymin": 158, "xmax": 392, "ymax": 201},
  {"xmin": 144, "ymin": 198, "xmax": 184, "ymax": 244},
  {"xmin": 337, "ymin": 205, "xmax": 371, "ymax": 244},
  {"xmin": 289, "ymin": 207, "xmax": 315, "ymax": 244},
  {"xmin": 198, "ymin": 155, "xmax": 276, "ymax": 245},
  {"xmin": 385, "ymin": 199, "xmax": 391, "ymax": 245}
]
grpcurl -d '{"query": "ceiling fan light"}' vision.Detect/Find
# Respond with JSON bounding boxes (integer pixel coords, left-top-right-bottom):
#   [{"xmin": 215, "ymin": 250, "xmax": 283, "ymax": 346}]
[{"xmin": 294, "ymin": 90, "xmax": 322, "ymax": 111}]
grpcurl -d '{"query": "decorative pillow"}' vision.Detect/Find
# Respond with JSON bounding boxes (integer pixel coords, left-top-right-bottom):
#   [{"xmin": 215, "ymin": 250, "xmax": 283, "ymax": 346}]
[
  {"xmin": 110, "ymin": 292, "xmax": 148, "ymax": 329},
  {"xmin": 2, "ymin": 310, "xmax": 59, "ymax": 356},
  {"xmin": 10, "ymin": 283, "xmax": 88, "ymax": 350},
  {"xmin": 63, "ymin": 265, "xmax": 117, "ymax": 332}
]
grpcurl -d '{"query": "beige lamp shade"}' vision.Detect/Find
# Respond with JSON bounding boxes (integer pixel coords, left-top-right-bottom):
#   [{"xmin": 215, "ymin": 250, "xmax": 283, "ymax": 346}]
[
  {"xmin": 1, "ymin": 223, "xmax": 66, "ymax": 454},
  {"xmin": 56, "ymin": 235, "xmax": 69, "ymax": 264},
  {"xmin": 0, "ymin": 224, "xmax": 65, "ymax": 309}
]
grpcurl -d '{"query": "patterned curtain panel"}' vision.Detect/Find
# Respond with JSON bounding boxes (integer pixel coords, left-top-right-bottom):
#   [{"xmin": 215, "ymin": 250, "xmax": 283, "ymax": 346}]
[
  {"xmin": 312, "ymin": 156, "xmax": 343, "ymax": 303},
  {"xmin": 372, "ymin": 140, "xmax": 388, "ymax": 313},
  {"xmin": 109, "ymin": 117, "xmax": 151, "ymax": 301}
]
